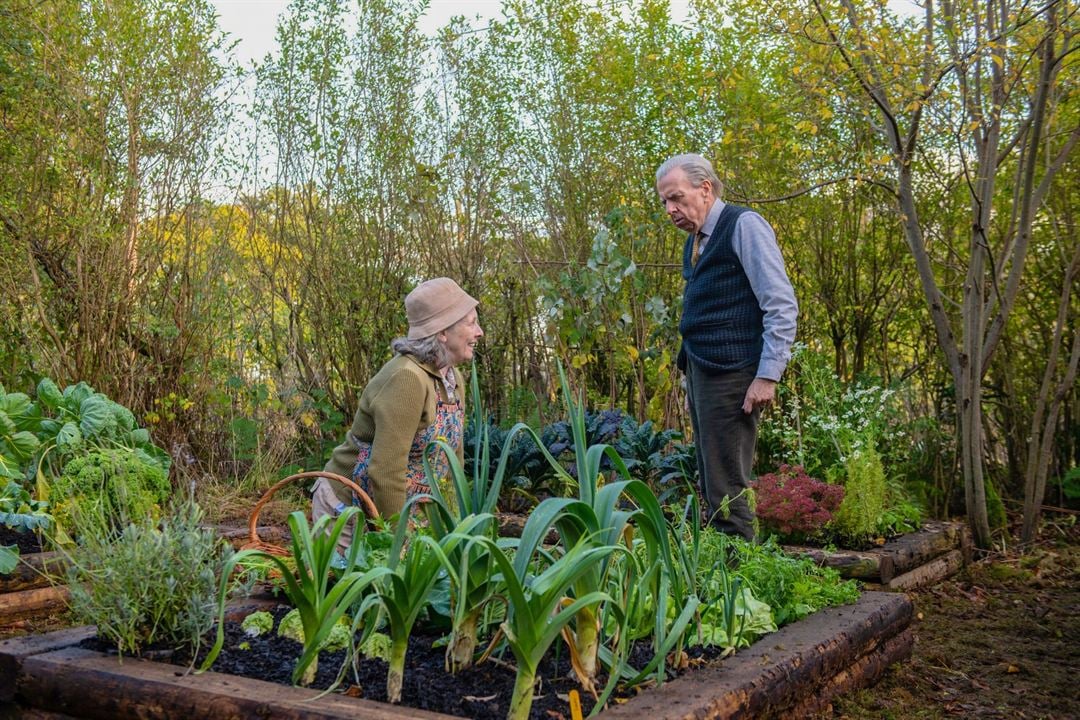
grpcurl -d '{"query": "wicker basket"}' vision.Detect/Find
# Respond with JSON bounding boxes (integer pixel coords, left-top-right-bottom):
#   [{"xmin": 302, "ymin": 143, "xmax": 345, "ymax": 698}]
[{"xmin": 243, "ymin": 471, "xmax": 379, "ymax": 556}]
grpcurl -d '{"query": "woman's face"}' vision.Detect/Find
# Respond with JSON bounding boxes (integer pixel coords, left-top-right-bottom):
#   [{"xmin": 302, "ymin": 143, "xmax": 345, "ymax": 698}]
[{"xmin": 440, "ymin": 310, "xmax": 484, "ymax": 365}]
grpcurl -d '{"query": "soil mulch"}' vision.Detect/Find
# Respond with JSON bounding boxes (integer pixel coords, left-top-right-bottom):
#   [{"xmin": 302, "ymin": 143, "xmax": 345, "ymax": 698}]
[
  {"xmin": 79, "ymin": 604, "xmax": 723, "ymax": 720},
  {"xmin": 830, "ymin": 518, "xmax": 1080, "ymax": 720},
  {"xmin": 0, "ymin": 526, "xmax": 44, "ymax": 555}
]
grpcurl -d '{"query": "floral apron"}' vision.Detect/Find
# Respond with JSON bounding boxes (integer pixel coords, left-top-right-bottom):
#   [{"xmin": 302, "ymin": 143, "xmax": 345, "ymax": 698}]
[{"xmin": 349, "ymin": 378, "xmax": 463, "ymax": 517}]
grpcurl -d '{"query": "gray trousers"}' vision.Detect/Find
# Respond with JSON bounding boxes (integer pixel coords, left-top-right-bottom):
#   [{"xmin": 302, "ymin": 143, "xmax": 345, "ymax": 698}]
[{"xmin": 685, "ymin": 362, "xmax": 760, "ymax": 540}]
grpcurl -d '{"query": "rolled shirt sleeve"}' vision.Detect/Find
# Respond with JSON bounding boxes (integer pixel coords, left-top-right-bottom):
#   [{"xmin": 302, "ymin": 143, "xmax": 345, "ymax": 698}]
[{"xmin": 731, "ymin": 212, "xmax": 798, "ymax": 381}]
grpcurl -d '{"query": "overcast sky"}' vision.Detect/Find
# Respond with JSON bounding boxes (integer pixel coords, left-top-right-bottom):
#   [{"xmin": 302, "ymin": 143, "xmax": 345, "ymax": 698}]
[{"xmin": 211, "ymin": 0, "xmax": 691, "ymax": 67}]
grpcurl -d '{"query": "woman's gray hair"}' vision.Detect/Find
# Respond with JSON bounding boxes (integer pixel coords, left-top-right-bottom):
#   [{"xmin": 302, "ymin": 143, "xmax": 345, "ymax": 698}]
[
  {"xmin": 655, "ymin": 153, "xmax": 723, "ymax": 198},
  {"xmin": 391, "ymin": 333, "xmax": 452, "ymax": 368}
]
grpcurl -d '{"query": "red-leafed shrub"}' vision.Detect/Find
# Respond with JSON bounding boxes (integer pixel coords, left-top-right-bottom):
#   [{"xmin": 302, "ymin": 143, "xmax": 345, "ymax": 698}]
[{"xmin": 753, "ymin": 464, "xmax": 844, "ymax": 540}]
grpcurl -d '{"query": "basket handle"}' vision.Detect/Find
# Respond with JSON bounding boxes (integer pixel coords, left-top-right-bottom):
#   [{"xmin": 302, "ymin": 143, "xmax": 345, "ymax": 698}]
[{"xmin": 247, "ymin": 471, "xmax": 380, "ymax": 550}]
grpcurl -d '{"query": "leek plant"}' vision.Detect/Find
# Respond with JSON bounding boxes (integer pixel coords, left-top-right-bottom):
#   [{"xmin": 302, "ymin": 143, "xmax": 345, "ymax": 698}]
[
  {"xmin": 201, "ymin": 508, "xmax": 389, "ymax": 686},
  {"xmin": 475, "ymin": 502, "xmax": 623, "ymax": 720},
  {"xmin": 604, "ymin": 543, "xmax": 699, "ymax": 688},
  {"xmin": 421, "ymin": 362, "xmax": 530, "ymax": 671},
  {"xmin": 549, "ymin": 364, "xmax": 676, "ymax": 688},
  {"xmin": 374, "ymin": 503, "xmax": 490, "ymax": 702}
]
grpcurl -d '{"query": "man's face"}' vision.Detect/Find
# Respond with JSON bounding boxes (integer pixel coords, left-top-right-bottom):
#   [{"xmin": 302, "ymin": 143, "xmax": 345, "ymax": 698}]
[{"xmin": 657, "ymin": 168, "xmax": 713, "ymax": 234}]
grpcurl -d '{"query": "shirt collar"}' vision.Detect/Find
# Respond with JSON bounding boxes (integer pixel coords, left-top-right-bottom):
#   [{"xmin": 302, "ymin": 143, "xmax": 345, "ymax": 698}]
[{"xmin": 699, "ymin": 198, "xmax": 725, "ymax": 238}]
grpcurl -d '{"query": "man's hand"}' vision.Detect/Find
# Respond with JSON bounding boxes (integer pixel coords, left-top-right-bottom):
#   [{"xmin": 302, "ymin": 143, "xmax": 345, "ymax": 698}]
[{"xmin": 742, "ymin": 378, "xmax": 777, "ymax": 414}]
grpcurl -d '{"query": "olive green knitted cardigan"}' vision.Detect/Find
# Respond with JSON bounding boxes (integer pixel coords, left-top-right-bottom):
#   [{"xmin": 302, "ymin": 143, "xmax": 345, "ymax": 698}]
[{"xmin": 321, "ymin": 354, "xmax": 465, "ymax": 517}]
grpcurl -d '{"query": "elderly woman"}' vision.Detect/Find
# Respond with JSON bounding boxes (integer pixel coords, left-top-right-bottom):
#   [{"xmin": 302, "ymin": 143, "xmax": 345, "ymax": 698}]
[{"xmin": 312, "ymin": 278, "xmax": 484, "ymax": 545}]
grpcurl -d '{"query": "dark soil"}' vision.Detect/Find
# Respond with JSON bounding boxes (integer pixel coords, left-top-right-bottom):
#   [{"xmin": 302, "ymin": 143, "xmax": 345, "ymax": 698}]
[
  {"xmin": 0, "ymin": 526, "xmax": 44, "ymax": 555},
  {"xmin": 81, "ymin": 604, "xmax": 720, "ymax": 720},
  {"xmin": 830, "ymin": 518, "xmax": 1080, "ymax": 720}
]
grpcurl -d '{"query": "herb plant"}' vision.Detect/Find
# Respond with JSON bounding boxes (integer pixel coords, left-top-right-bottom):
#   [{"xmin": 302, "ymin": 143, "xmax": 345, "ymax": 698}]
[
  {"xmin": 832, "ymin": 445, "xmax": 889, "ymax": 544},
  {"xmin": 64, "ymin": 499, "xmax": 229, "ymax": 656}
]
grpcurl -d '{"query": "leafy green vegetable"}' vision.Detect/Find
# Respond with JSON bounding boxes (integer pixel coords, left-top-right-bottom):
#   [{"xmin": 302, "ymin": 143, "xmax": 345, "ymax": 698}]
[
  {"xmin": 0, "ymin": 545, "xmax": 17, "ymax": 574},
  {"xmin": 729, "ymin": 535, "xmax": 860, "ymax": 626},
  {"xmin": 203, "ymin": 508, "xmax": 389, "ymax": 688},
  {"xmin": 276, "ymin": 607, "xmax": 353, "ymax": 652},
  {"xmin": 241, "ymin": 611, "xmax": 274, "ymax": 637},
  {"xmin": 0, "ymin": 478, "xmax": 51, "ymax": 533},
  {"xmin": 52, "ymin": 449, "xmax": 169, "ymax": 533},
  {"xmin": 32, "ymin": 379, "xmax": 171, "ymax": 481}
]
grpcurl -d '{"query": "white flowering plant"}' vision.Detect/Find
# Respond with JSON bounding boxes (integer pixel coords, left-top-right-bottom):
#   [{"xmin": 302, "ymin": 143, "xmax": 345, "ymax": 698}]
[{"xmin": 757, "ymin": 344, "xmax": 924, "ymax": 544}]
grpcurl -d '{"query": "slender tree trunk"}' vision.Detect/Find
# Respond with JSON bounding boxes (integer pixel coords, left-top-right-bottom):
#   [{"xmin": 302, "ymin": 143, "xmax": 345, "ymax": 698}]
[{"xmin": 1022, "ymin": 245, "xmax": 1080, "ymax": 542}]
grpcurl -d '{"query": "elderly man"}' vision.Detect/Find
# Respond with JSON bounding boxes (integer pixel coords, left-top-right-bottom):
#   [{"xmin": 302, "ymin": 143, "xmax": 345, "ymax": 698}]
[{"xmin": 656, "ymin": 153, "xmax": 798, "ymax": 540}]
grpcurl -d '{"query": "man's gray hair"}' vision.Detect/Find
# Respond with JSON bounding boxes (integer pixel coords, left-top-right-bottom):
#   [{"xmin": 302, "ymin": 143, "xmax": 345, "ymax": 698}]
[
  {"xmin": 391, "ymin": 333, "xmax": 452, "ymax": 368},
  {"xmin": 655, "ymin": 153, "xmax": 723, "ymax": 198}
]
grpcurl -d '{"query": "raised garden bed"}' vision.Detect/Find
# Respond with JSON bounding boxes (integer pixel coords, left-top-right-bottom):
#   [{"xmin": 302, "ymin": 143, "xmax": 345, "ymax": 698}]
[
  {"xmin": 0, "ymin": 591, "xmax": 912, "ymax": 720},
  {"xmin": 0, "ymin": 549, "xmax": 69, "ymax": 626},
  {"xmin": 783, "ymin": 520, "xmax": 972, "ymax": 590}
]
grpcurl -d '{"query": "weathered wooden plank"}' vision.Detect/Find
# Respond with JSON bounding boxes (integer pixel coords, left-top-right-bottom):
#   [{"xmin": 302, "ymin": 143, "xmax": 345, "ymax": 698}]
[
  {"xmin": 781, "ymin": 545, "xmax": 896, "ymax": 582},
  {"xmin": 0, "ymin": 585, "xmax": 70, "ymax": 625},
  {"xmin": 597, "ymin": 591, "xmax": 912, "ymax": 719},
  {"xmin": 0, "ymin": 626, "xmax": 96, "ymax": 701},
  {"xmin": 883, "ymin": 520, "xmax": 965, "ymax": 575},
  {"xmin": 0, "ymin": 552, "xmax": 68, "ymax": 593},
  {"xmin": 785, "ymin": 627, "xmax": 915, "ymax": 718},
  {"xmin": 3, "ymin": 593, "xmax": 912, "ymax": 720},
  {"xmin": 885, "ymin": 549, "xmax": 965, "ymax": 592},
  {"xmin": 214, "ymin": 525, "xmax": 291, "ymax": 550},
  {"xmin": 0, "ymin": 702, "xmax": 81, "ymax": 719},
  {"xmin": 18, "ymin": 646, "xmax": 460, "ymax": 720},
  {"xmin": 784, "ymin": 521, "xmax": 968, "ymax": 582}
]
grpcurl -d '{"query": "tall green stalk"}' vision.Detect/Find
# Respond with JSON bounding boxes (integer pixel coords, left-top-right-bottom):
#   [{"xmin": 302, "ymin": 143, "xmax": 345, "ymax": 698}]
[
  {"xmin": 549, "ymin": 363, "xmax": 677, "ymax": 686},
  {"xmin": 473, "ymin": 502, "xmax": 622, "ymax": 720},
  {"xmin": 374, "ymin": 505, "xmax": 489, "ymax": 702}
]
